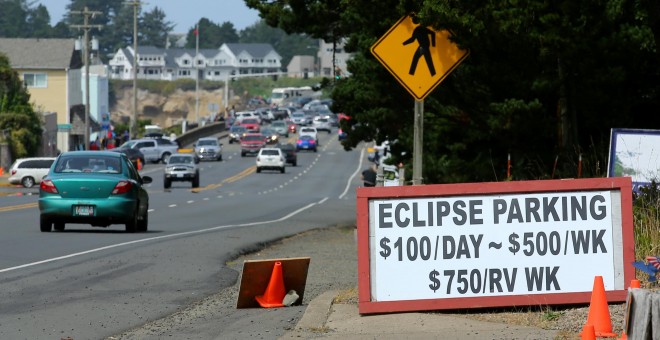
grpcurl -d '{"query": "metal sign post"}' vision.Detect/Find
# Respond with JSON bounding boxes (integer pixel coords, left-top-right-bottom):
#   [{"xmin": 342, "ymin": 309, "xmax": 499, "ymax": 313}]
[{"xmin": 413, "ymin": 100, "xmax": 424, "ymax": 185}]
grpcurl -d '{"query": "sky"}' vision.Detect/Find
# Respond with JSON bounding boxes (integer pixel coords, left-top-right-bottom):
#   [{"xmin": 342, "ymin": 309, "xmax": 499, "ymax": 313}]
[{"xmin": 38, "ymin": 0, "xmax": 262, "ymax": 32}]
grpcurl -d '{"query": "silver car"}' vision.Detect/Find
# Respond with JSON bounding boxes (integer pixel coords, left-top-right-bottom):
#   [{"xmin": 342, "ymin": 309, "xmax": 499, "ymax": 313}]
[
  {"xmin": 194, "ymin": 137, "xmax": 223, "ymax": 161},
  {"xmin": 164, "ymin": 153, "xmax": 200, "ymax": 189}
]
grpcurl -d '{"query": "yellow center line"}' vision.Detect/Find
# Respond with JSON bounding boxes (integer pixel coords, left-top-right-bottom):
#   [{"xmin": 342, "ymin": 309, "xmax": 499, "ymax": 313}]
[
  {"xmin": 0, "ymin": 202, "xmax": 38, "ymax": 212},
  {"xmin": 191, "ymin": 166, "xmax": 256, "ymax": 193}
]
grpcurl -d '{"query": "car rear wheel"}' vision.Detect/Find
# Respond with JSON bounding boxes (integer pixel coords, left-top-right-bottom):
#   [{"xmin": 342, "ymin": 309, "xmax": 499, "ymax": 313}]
[
  {"xmin": 292, "ymin": 161, "xmax": 297, "ymax": 166},
  {"xmin": 137, "ymin": 209, "xmax": 148, "ymax": 232},
  {"xmin": 22, "ymin": 176, "xmax": 35, "ymax": 188},
  {"xmin": 40, "ymin": 215, "xmax": 52, "ymax": 232},
  {"xmin": 54, "ymin": 222, "xmax": 65, "ymax": 231},
  {"xmin": 192, "ymin": 174, "xmax": 200, "ymax": 188},
  {"xmin": 281, "ymin": 166, "xmax": 285, "ymax": 174},
  {"xmin": 125, "ymin": 210, "xmax": 138, "ymax": 233},
  {"xmin": 256, "ymin": 167, "xmax": 261, "ymax": 173}
]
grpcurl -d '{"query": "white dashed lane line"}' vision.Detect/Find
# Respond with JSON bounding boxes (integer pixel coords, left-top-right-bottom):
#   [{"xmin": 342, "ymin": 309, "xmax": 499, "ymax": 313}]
[{"xmin": 168, "ymin": 204, "xmax": 177, "ymax": 208}]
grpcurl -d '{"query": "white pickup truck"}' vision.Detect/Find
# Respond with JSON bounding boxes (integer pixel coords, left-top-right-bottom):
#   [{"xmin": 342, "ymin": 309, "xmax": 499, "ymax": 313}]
[{"xmin": 121, "ymin": 138, "xmax": 180, "ymax": 164}]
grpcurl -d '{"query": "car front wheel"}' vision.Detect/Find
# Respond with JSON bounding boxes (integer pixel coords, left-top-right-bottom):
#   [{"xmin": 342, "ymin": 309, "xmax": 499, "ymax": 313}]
[
  {"xmin": 161, "ymin": 152, "xmax": 171, "ymax": 164},
  {"xmin": 54, "ymin": 222, "xmax": 65, "ymax": 231}
]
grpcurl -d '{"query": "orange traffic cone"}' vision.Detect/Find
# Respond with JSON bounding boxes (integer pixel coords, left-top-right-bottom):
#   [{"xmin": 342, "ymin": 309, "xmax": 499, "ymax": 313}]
[
  {"xmin": 0, "ymin": 167, "xmax": 3, "ymax": 176},
  {"xmin": 581, "ymin": 276, "xmax": 617, "ymax": 338},
  {"xmin": 255, "ymin": 261, "xmax": 286, "ymax": 308},
  {"xmin": 581, "ymin": 324, "xmax": 596, "ymax": 340},
  {"xmin": 137, "ymin": 158, "xmax": 142, "ymax": 171},
  {"xmin": 630, "ymin": 279, "xmax": 641, "ymax": 289}
]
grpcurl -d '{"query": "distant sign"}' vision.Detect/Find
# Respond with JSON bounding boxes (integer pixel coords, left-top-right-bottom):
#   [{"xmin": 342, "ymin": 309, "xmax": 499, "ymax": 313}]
[
  {"xmin": 356, "ymin": 178, "xmax": 634, "ymax": 314},
  {"xmin": 371, "ymin": 15, "xmax": 469, "ymax": 100},
  {"xmin": 608, "ymin": 128, "xmax": 660, "ymax": 192}
]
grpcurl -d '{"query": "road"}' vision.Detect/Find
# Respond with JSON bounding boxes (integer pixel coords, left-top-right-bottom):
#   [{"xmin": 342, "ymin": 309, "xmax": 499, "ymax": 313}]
[{"xmin": 0, "ymin": 129, "xmax": 365, "ymax": 339}]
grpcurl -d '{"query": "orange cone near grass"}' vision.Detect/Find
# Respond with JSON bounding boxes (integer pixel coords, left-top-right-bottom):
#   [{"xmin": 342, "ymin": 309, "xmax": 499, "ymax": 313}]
[
  {"xmin": 581, "ymin": 276, "xmax": 617, "ymax": 338},
  {"xmin": 255, "ymin": 261, "xmax": 285, "ymax": 308},
  {"xmin": 137, "ymin": 158, "xmax": 142, "ymax": 171},
  {"xmin": 0, "ymin": 167, "xmax": 3, "ymax": 175}
]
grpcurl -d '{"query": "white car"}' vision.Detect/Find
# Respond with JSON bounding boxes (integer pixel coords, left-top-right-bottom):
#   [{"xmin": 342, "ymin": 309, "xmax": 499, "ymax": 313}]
[
  {"xmin": 299, "ymin": 127, "xmax": 319, "ymax": 143},
  {"xmin": 7, "ymin": 157, "xmax": 56, "ymax": 188},
  {"xmin": 256, "ymin": 148, "xmax": 286, "ymax": 173},
  {"xmin": 312, "ymin": 116, "xmax": 332, "ymax": 133},
  {"xmin": 235, "ymin": 111, "xmax": 261, "ymax": 125}
]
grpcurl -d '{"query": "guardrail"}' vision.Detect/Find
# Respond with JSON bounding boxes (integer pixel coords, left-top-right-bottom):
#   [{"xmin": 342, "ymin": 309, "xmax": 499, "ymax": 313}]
[{"xmin": 176, "ymin": 121, "xmax": 228, "ymax": 147}]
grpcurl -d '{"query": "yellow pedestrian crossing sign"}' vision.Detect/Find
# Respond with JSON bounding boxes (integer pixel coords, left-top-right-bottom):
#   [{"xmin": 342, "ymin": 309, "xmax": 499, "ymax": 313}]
[{"xmin": 371, "ymin": 15, "xmax": 469, "ymax": 101}]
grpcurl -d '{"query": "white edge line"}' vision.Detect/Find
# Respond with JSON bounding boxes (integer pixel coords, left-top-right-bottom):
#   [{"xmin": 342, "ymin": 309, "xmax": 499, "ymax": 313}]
[
  {"xmin": 339, "ymin": 147, "xmax": 365, "ymax": 199},
  {"xmin": 0, "ymin": 199, "xmax": 323, "ymax": 274}
]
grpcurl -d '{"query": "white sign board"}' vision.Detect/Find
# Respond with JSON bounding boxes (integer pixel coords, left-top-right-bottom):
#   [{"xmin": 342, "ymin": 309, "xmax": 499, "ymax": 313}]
[
  {"xmin": 608, "ymin": 128, "xmax": 660, "ymax": 191},
  {"xmin": 357, "ymin": 178, "xmax": 635, "ymax": 314}
]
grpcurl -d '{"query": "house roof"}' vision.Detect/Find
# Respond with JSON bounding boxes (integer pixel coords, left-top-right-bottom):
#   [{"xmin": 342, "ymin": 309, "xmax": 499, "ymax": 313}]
[
  {"xmin": 0, "ymin": 38, "xmax": 80, "ymax": 69},
  {"xmin": 224, "ymin": 43, "xmax": 277, "ymax": 58}
]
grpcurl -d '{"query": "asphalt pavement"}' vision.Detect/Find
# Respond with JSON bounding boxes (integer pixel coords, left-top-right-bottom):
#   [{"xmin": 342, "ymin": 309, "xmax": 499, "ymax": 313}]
[{"xmin": 1, "ymin": 159, "xmax": 561, "ymax": 339}]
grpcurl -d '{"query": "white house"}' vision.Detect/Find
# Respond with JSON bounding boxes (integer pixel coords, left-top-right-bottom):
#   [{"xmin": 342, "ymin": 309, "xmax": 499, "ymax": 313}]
[{"xmin": 108, "ymin": 43, "xmax": 282, "ymax": 82}]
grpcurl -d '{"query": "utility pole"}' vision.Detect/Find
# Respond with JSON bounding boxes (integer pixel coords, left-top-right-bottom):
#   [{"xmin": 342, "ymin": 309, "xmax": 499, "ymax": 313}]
[
  {"xmin": 126, "ymin": 0, "xmax": 143, "ymax": 139},
  {"xmin": 71, "ymin": 7, "xmax": 102, "ymax": 150},
  {"xmin": 195, "ymin": 24, "xmax": 200, "ymax": 124}
]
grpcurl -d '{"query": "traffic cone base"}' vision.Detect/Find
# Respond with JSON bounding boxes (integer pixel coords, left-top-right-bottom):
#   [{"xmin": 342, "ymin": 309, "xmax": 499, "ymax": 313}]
[
  {"xmin": 581, "ymin": 324, "xmax": 596, "ymax": 340},
  {"xmin": 584, "ymin": 276, "xmax": 617, "ymax": 337},
  {"xmin": 255, "ymin": 261, "xmax": 286, "ymax": 308}
]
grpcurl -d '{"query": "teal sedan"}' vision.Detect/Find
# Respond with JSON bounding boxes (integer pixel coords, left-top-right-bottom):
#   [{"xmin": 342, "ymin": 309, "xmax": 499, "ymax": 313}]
[{"xmin": 38, "ymin": 151, "xmax": 152, "ymax": 233}]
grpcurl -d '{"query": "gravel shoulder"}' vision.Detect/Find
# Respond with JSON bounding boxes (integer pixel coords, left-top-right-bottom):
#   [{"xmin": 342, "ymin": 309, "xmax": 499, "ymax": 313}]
[{"xmin": 108, "ymin": 225, "xmax": 631, "ymax": 339}]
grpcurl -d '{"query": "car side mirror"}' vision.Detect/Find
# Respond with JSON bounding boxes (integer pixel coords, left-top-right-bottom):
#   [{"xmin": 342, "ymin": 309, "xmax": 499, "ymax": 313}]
[{"xmin": 142, "ymin": 176, "xmax": 153, "ymax": 184}]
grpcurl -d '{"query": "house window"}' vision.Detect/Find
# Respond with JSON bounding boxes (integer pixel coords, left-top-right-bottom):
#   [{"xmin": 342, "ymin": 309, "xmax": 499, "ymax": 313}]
[{"xmin": 23, "ymin": 73, "xmax": 47, "ymax": 88}]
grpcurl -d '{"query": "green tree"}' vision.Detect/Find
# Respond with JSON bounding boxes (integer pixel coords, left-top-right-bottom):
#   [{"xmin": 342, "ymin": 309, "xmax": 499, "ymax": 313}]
[
  {"xmin": 248, "ymin": 0, "xmax": 660, "ymax": 184},
  {"xmin": 0, "ymin": 0, "xmax": 30, "ymax": 37},
  {"xmin": 26, "ymin": 4, "xmax": 53, "ymax": 38},
  {"xmin": 185, "ymin": 18, "xmax": 239, "ymax": 49},
  {"xmin": 0, "ymin": 54, "xmax": 42, "ymax": 158},
  {"xmin": 141, "ymin": 6, "xmax": 174, "ymax": 48},
  {"xmin": 240, "ymin": 20, "xmax": 317, "ymax": 68}
]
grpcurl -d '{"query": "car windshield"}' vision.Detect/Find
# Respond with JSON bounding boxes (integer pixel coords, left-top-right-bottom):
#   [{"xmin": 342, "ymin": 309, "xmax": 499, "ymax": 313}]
[
  {"xmin": 292, "ymin": 113, "xmax": 304, "ymax": 118},
  {"xmin": 271, "ymin": 121, "xmax": 285, "ymax": 127},
  {"xmin": 231, "ymin": 126, "xmax": 246, "ymax": 132},
  {"xmin": 168, "ymin": 156, "xmax": 194, "ymax": 164},
  {"xmin": 197, "ymin": 140, "xmax": 217, "ymax": 146},
  {"xmin": 243, "ymin": 135, "xmax": 264, "ymax": 141},
  {"xmin": 242, "ymin": 119, "xmax": 258, "ymax": 124},
  {"xmin": 261, "ymin": 149, "xmax": 280, "ymax": 156},
  {"xmin": 54, "ymin": 155, "xmax": 122, "ymax": 174}
]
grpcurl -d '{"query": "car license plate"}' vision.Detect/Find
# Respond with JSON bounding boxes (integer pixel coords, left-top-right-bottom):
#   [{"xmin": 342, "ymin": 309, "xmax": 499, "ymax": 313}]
[
  {"xmin": 176, "ymin": 173, "xmax": 183, "ymax": 178},
  {"xmin": 73, "ymin": 205, "xmax": 94, "ymax": 216}
]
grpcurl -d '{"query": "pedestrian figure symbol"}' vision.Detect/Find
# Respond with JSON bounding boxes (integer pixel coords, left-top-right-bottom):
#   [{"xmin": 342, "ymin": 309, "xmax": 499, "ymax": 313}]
[{"xmin": 402, "ymin": 16, "xmax": 436, "ymax": 77}]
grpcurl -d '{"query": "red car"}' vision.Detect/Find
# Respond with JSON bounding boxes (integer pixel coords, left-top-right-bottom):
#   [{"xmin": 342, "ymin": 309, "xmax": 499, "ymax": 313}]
[
  {"xmin": 240, "ymin": 118, "xmax": 260, "ymax": 132},
  {"xmin": 285, "ymin": 119, "xmax": 297, "ymax": 134},
  {"xmin": 240, "ymin": 133, "xmax": 266, "ymax": 157}
]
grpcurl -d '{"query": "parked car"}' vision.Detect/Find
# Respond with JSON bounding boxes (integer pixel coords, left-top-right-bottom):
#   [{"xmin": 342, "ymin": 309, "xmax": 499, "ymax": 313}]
[
  {"xmin": 38, "ymin": 151, "xmax": 152, "ymax": 232},
  {"xmin": 240, "ymin": 118, "xmax": 261, "ymax": 132},
  {"xmin": 110, "ymin": 147, "xmax": 145, "ymax": 169},
  {"xmin": 228, "ymin": 125, "xmax": 247, "ymax": 144},
  {"xmin": 278, "ymin": 143, "xmax": 297, "ymax": 166},
  {"xmin": 270, "ymin": 120, "xmax": 290, "ymax": 137},
  {"xmin": 120, "ymin": 138, "xmax": 179, "ymax": 164},
  {"xmin": 296, "ymin": 135, "xmax": 317, "ymax": 152},
  {"xmin": 7, "ymin": 157, "xmax": 56, "ymax": 188},
  {"xmin": 256, "ymin": 147, "xmax": 286, "ymax": 173},
  {"xmin": 194, "ymin": 137, "xmax": 223, "ymax": 161},
  {"xmin": 163, "ymin": 152, "xmax": 200, "ymax": 189},
  {"xmin": 240, "ymin": 133, "xmax": 267, "ymax": 157}
]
